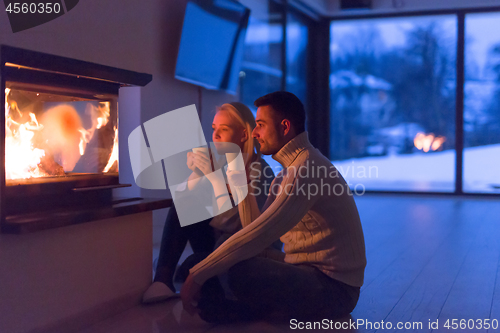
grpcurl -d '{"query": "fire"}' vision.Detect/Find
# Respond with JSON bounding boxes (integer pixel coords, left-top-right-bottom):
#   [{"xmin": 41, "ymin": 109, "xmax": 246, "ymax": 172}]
[
  {"xmin": 414, "ymin": 132, "xmax": 446, "ymax": 152},
  {"xmin": 96, "ymin": 102, "xmax": 110, "ymax": 129},
  {"xmin": 103, "ymin": 126, "xmax": 118, "ymax": 173},
  {"xmin": 5, "ymin": 89, "xmax": 117, "ymax": 180},
  {"xmin": 5, "ymin": 88, "xmax": 47, "ymax": 179}
]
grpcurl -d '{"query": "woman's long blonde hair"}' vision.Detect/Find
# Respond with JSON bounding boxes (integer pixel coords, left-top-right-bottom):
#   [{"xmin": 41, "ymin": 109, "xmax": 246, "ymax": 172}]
[{"xmin": 217, "ymin": 102, "xmax": 261, "ymax": 168}]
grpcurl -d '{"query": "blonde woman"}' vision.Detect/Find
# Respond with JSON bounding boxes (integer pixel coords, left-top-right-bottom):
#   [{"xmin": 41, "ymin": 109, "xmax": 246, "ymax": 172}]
[{"xmin": 143, "ymin": 102, "xmax": 276, "ymax": 303}]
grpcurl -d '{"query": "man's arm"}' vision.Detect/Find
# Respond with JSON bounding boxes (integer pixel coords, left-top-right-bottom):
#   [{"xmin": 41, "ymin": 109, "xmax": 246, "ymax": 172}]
[{"xmin": 188, "ymin": 166, "xmax": 319, "ymax": 285}]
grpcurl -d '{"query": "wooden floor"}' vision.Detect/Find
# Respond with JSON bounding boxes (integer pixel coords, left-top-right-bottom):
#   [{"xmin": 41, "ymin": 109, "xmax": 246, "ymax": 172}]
[{"xmin": 77, "ymin": 194, "xmax": 500, "ymax": 333}]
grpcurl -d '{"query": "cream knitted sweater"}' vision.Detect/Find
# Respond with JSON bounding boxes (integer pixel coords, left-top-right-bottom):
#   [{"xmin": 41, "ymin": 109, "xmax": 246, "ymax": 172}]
[{"xmin": 190, "ymin": 131, "xmax": 367, "ymax": 287}]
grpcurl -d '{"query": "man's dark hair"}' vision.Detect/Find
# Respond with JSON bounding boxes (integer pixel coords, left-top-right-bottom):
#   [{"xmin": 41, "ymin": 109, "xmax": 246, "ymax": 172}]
[{"xmin": 254, "ymin": 91, "xmax": 306, "ymax": 134}]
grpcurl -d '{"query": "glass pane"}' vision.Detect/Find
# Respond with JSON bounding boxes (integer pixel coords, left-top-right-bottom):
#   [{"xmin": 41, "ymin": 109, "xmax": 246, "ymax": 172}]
[
  {"xmin": 238, "ymin": 0, "xmax": 284, "ymax": 174},
  {"xmin": 238, "ymin": 0, "xmax": 283, "ymax": 107},
  {"xmin": 5, "ymin": 85, "xmax": 118, "ymax": 182},
  {"xmin": 286, "ymin": 11, "xmax": 308, "ymax": 107},
  {"xmin": 464, "ymin": 12, "xmax": 500, "ymax": 193},
  {"xmin": 330, "ymin": 15, "xmax": 457, "ymax": 192}
]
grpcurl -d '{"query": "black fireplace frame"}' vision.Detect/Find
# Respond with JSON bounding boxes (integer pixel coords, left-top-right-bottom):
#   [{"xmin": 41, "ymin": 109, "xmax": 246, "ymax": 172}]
[{"xmin": 0, "ymin": 45, "xmax": 152, "ymax": 228}]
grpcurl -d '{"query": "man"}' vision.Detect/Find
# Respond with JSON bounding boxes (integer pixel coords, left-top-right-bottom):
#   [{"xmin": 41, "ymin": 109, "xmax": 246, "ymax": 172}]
[{"xmin": 181, "ymin": 91, "xmax": 366, "ymax": 323}]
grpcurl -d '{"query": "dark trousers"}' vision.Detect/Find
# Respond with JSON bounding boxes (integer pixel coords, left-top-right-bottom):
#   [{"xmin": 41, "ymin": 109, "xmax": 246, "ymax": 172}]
[
  {"xmin": 154, "ymin": 205, "xmax": 215, "ymax": 288},
  {"xmin": 155, "ymin": 205, "xmax": 282, "ymax": 288},
  {"xmin": 184, "ymin": 254, "xmax": 361, "ymax": 323}
]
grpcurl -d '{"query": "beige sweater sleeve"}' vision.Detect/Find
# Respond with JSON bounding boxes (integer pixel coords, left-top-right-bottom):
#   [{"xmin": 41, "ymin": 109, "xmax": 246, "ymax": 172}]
[
  {"xmin": 189, "ymin": 166, "xmax": 319, "ymax": 285},
  {"xmin": 233, "ymin": 182, "xmax": 264, "ymax": 228}
]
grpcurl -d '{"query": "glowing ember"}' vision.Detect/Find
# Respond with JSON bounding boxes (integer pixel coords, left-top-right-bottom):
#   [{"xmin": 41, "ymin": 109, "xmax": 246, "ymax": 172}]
[{"xmin": 414, "ymin": 132, "xmax": 446, "ymax": 152}]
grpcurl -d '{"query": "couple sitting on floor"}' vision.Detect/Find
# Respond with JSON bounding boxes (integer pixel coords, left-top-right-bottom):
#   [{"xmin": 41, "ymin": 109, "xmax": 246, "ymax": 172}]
[{"xmin": 143, "ymin": 91, "xmax": 367, "ymax": 323}]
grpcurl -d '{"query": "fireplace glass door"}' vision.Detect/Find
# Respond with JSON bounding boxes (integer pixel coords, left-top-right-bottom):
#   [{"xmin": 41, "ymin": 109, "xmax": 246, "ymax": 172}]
[{"xmin": 5, "ymin": 83, "xmax": 118, "ymax": 185}]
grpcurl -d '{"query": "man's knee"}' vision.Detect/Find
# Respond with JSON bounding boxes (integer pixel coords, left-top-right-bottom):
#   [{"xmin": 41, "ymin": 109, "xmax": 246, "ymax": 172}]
[
  {"xmin": 226, "ymin": 258, "xmax": 263, "ymax": 297},
  {"xmin": 227, "ymin": 257, "xmax": 285, "ymax": 303},
  {"xmin": 228, "ymin": 257, "xmax": 263, "ymax": 279}
]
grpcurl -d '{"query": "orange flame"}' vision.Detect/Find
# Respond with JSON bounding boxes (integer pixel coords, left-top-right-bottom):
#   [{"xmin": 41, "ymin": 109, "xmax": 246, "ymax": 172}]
[
  {"xmin": 96, "ymin": 102, "xmax": 110, "ymax": 129},
  {"xmin": 5, "ymin": 88, "xmax": 48, "ymax": 179},
  {"xmin": 103, "ymin": 126, "xmax": 118, "ymax": 173},
  {"xmin": 414, "ymin": 132, "xmax": 446, "ymax": 152}
]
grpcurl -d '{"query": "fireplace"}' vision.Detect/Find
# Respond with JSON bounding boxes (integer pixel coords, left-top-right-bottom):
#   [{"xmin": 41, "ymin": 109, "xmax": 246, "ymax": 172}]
[{"xmin": 0, "ymin": 45, "xmax": 152, "ymax": 228}]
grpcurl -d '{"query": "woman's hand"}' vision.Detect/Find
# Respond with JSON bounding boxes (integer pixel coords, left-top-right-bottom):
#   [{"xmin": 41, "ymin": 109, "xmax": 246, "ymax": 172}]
[
  {"xmin": 192, "ymin": 150, "xmax": 223, "ymax": 185},
  {"xmin": 191, "ymin": 150, "xmax": 212, "ymax": 174},
  {"xmin": 186, "ymin": 152, "xmax": 203, "ymax": 177}
]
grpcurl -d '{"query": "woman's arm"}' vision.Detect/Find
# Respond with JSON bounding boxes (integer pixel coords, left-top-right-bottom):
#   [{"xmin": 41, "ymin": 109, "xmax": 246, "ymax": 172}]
[{"xmin": 191, "ymin": 151, "xmax": 232, "ymax": 214}]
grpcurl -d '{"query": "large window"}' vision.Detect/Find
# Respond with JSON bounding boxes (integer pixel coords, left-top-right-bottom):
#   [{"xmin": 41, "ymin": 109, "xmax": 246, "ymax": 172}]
[
  {"xmin": 238, "ymin": 1, "xmax": 311, "ymax": 174},
  {"xmin": 464, "ymin": 12, "xmax": 500, "ymax": 193},
  {"xmin": 329, "ymin": 15, "xmax": 457, "ymax": 192},
  {"xmin": 286, "ymin": 11, "xmax": 308, "ymax": 107},
  {"xmin": 238, "ymin": 0, "xmax": 285, "ymax": 174},
  {"xmin": 237, "ymin": 4, "xmax": 499, "ymax": 194},
  {"xmin": 238, "ymin": 0, "xmax": 283, "ymax": 108},
  {"xmin": 238, "ymin": 1, "xmax": 310, "ymax": 107}
]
